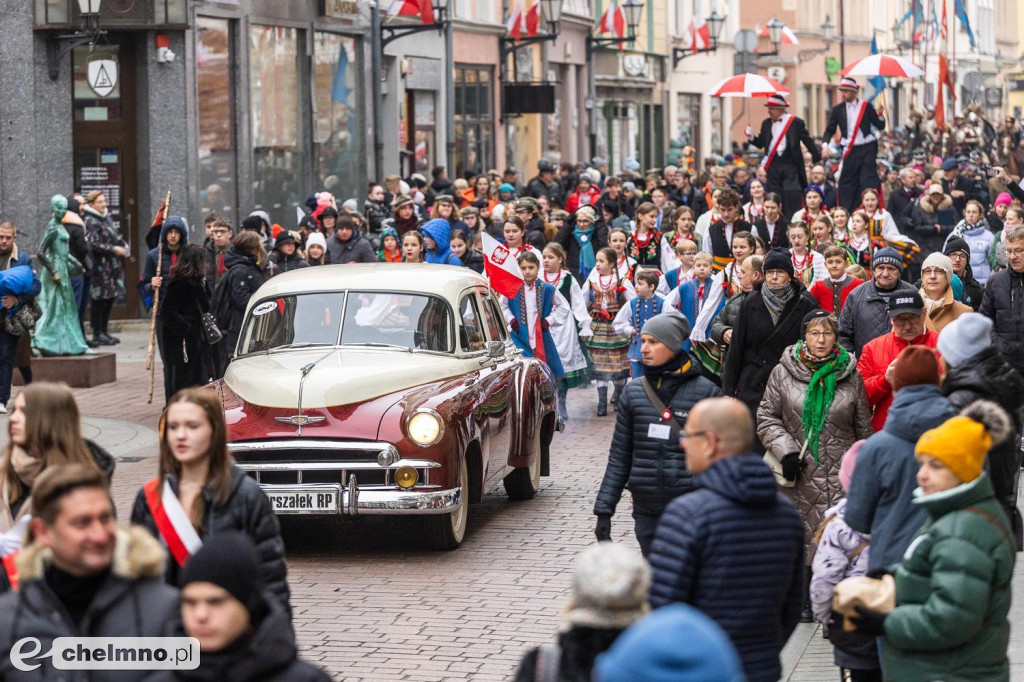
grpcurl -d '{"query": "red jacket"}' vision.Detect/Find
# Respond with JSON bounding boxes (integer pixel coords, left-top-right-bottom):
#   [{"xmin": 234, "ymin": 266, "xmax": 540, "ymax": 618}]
[
  {"xmin": 857, "ymin": 330, "xmax": 941, "ymax": 431},
  {"xmin": 809, "ymin": 277, "xmax": 864, "ymax": 314},
  {"xmin": 565, "ymin": 187, "xmax": 601, "ymax": 214}
]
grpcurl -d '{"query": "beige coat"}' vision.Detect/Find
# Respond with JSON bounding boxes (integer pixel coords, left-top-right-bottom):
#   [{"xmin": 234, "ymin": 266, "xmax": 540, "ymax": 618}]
[
  {"xmin": 921, "ymin": 286, "xmax": 973, "ymax": 333},
  {"xmin": 757, "ymin": 345, "xmax": 874, "ymax": 561}
]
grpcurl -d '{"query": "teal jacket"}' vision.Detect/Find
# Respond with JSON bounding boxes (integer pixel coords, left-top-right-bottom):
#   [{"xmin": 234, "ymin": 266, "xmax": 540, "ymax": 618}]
[{"xmin": 883, "ymin": 473, "xmax": 1015, "ymax": 682}]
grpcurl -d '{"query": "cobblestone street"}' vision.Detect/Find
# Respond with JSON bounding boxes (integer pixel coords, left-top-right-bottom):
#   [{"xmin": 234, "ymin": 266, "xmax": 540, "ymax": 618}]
[{"xmin": 4, "ymin": 330, "xmax": 1023, "ymax": 681}]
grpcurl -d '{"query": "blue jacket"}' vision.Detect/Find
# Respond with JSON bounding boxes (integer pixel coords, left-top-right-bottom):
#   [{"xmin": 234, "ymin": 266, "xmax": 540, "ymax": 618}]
[
  {"xmin": 141, "ymin": 216, "xmax": 189, "ymax": 305},
  {"xmin": 0, "ymin": 248, "xmax": 41, "ymax": 308},
  {"xmin": 649, "ymin": 453, "xmax": 805, "ymax": 682},
  {"xmin": 420, "ymin": 219, "xmax": 463, "ymax": 266},
  {"xmin": 844, "ymin": 384, "xmax": 955, "ymax": 571}
]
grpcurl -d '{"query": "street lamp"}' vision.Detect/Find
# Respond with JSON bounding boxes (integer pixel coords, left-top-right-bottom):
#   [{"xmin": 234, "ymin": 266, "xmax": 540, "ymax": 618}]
[
  {"xmin": 540, "ymin": 0, "xmax": 565, "ymax": 31},
  {"xmin": 766, "ymin": 17, "xmax": 783, "ymax": 47},
  {"xmin": 795, "ymin": 16, "xmax": 837, "ymax": 62},
  {"xmin": 381, "ymin": 0, "xmax": 450, "ymax": 49},
  {"xmin": 45, "ymin": 0, "xmax": 106, "ymax": 79},
  {"xmin": 621, "ymin": 0, "xmax": 643, "ymax": 29},
  {"xmin": 501, "ymin": 0, "xmax": 566, "ymax": 64},
  {"xmin": 672, "ymin": 8, "xmax": 725, "ymax": 68},
  {"xmin": 821, "ymin": 15, "xmax": 836, "ymax": 43},
  {"xmin": 586, "ymin": 0, "xmax": 644, "ymax": 55}
]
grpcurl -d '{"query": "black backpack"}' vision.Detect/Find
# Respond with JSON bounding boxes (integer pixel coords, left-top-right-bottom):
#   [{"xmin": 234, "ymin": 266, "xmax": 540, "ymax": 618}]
[{"xmin": 209, "ymin": 270, "xmax": 236, "ymax": 332}]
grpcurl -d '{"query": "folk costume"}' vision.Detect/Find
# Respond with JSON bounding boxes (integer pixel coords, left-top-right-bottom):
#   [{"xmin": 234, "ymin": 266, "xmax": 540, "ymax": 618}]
[
  {"xmin": 501, "ymin": 280, "xmax": 567, "ymax": 380},
  {"xmin": 809, "ymin": 275, "xmax": 864, "ymax": 314},
  {"xmin": 656, "ymin": 264, "xmax": 694, "ymax": 296},
  {"xmin": 660, "ymin": 230, "xmax": 701, "ymax": 273},
  {"xmin": 613, "ymin": 294, "xmax": 664, "ymax": 377},
  {"xmin": 583, "ymin": 270, "xmax": 636, "ymax": 415},
  {"xmin": 629, "ymin": 228, "xmax": 662, "ymax": 271},
  {"xmin": 822, "ymin": 78, "xmax": 886, "ymax": 212},
  {"xmin": 748, "ymin": 95, "xmax": 821, "ymax": 219},
  {"xmin": 543, "ymin": 269, "xmax": 595, "ymax": 419},
  {"xmin": 790, "ymin": 247, "xmax": 828, "ymax": 287},
  {"xmin": 753, "ymin": 215, "xmax": 790, "ymax": 249},
  {"xmin": 680, "ymin": 269, "xmax": 732, "ymax": 377},
  {"xmin": 701, "ymin": 218, "xmax": 751, "ymax": 274},
  {"xmin": 613, "ymin": 253, "xmax": 638, "ymax": 283}
]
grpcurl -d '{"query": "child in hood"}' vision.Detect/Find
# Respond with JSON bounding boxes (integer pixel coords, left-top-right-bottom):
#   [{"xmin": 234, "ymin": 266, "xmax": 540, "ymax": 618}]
[{"xmin": 420, "ymin": 219, "xmax": 463, "ymax": 266}]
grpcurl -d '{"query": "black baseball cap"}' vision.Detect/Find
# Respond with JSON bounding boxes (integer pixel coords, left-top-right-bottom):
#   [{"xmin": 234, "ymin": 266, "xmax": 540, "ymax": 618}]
[{"xmin": 887, "ymin": 291, "xmax": 924, "ymax": 317}]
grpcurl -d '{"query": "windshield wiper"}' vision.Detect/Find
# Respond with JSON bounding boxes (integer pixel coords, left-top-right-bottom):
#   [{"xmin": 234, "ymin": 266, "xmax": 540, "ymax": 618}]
[
  {"xmin": 343, "ymin": 342, "xmax": 413, "ymax": 352},
  {"xmin": 265, "ymin": 342, "xmax": 331, "ymax": 354}
]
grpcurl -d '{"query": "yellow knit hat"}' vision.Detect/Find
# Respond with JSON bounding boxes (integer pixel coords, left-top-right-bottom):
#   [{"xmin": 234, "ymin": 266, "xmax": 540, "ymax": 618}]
[{"xmin": 915, "ymin": 416, "xmax": 991, "ymax": 483}]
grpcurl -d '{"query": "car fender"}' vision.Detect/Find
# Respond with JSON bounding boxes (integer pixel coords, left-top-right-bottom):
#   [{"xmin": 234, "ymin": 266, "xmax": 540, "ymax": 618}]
[{"xmin": 507, "ymin": 357, "xmax": 556, "ymax": 468}]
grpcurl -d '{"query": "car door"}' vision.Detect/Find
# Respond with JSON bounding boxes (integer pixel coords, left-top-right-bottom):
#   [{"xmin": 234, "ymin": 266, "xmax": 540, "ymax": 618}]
[
  {"xmin": 475, "ymin": 289, "xmax": 518, "ymax": 480},
  {"xmin": 458, "ymin": 291, "xmax": 512, "ymax": 479}
]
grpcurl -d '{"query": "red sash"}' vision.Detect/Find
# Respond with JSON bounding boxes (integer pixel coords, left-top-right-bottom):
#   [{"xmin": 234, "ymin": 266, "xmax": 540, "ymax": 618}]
[
  {"xmin": 2, "ymin": 552, "xmax": 18, "ymax": 592},
  {"xmin": 835, "ymin": 101, "xmax": 869, "ymax": 184},
  {"xmin": 761, "ymin": 115, "xmax": 796, "ymax": 172},
  {"xmin": 143, "ymin": 477, "xmax": 203, "ymax": 567}
]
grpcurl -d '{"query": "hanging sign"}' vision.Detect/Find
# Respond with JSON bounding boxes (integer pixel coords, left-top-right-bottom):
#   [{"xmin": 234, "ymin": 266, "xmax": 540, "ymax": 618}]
[{"xmin": 87, "ymin": 57, "xmax": 119, "ymax": 98}]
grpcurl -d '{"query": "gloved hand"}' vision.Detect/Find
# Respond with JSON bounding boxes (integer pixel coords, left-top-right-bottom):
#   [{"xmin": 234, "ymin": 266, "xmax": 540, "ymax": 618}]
[
  {"xmin": 540, "ymin": 319, "xmax": 550, "ymax": 331},
  {"xmin": 745, "ymin": 124, "xmax": 754, "ymax": 139},
  {"xmin": 595, "ymin": 515, "xmax": 612, "ymax": 542},
  {"xmin": 510, "ymin": 318, "xmax": 519, "ymax": 332},
  {"xmin": 849, "ymin": 605, "xmax": 887, "ymax": 637},
  {"xmin": 781, "ymin": 452, "xmax": 802, "ymax": 481}
]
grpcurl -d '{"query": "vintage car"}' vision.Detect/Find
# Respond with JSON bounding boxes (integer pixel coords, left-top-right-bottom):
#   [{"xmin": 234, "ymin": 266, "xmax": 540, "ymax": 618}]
[{"xmin": 214, "ymin": 263, "xmax": 560, "ymax": 549}]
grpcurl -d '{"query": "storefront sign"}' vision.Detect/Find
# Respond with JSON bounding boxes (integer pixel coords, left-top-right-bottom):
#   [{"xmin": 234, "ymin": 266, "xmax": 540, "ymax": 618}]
[
  {"xmin": 324, "ymin": 0, "xmax": 358, "ymax": 17},
  {"xmin": 87, "ymin": 57, "xmax": 118, "ymax": 98},
  {"xmin": 405, "ymin": 58, "xmax": 441, "ymax": 90},
  {"xmin": 824, "ymin": 57, "xmax": 841, "ymax": 83}
]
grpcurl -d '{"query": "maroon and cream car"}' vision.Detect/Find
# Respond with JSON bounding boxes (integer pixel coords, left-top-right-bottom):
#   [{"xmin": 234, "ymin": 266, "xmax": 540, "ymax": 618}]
[{"xmin": 214, "ymin": 264, "xmax": 560, "ymax": 549}]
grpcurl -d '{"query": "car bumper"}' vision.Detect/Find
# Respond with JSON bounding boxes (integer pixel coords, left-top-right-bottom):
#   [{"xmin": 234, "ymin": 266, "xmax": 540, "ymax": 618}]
[{"xmin": 255, "ymin": 479, "xmax": 462, "ymax": 516}]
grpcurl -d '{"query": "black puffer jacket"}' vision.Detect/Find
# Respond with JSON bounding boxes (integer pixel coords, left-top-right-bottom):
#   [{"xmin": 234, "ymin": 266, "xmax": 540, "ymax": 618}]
[
  {"xmin": 594, "ymin": 353, "xmax": 720, "ymax": 517},
  {"xmin": 710, "ymin": 290, "xmax": 751, "ymax": 345},
  {"xmin": 838, "ymin": 279, "xmax": 917, "ymax": 356},
  {"xmin": 941, "ymin": 346, "xmax": 1024, "ymax": 530},
  {"xmin": 131, "ymin": 465, "xmax": 290, "ymax": 612},
  {"xmin": 218, "ymin": 249, "xmax": 265, "ymax": 356},
  {"xmin": 514, "ymin": 627, "xmax": 625, "ymax": 682},
  {"xmin": 981, "ymin": 267, "xmax": 1024, "ymax": 376},
  {"xmin": 721, "ymin": 281, "xmax": 819, "ymax": 416},
  {"xmin": 173, "ymin": 592, "xmax": 328, "ymax": 682}
]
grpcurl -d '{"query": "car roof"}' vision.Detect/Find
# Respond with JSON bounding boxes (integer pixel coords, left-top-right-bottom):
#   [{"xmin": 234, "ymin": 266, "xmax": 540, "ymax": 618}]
[{"xmin": 252, "ymin": 263, "xmax": 490, "ymax": 302}]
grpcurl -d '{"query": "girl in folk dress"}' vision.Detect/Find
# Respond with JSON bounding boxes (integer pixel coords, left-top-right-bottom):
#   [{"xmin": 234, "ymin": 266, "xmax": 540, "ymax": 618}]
[
  {"xmin": 582, "ymin": 247, "xmax": 636, "ymax": 416},
  {"xmin": 503, "ymin": 216, "xmax": 544, "ymax": 260},
  {"xmin": 788, "ymin": 221, "xmax": 828, "ymax": 286},
  {"xmin": 845, "ymin": 211, "xmax": 873, "ymax": 270},
  {"xmin": 831, "ymin": 207, "xmax": 851, "ymax": 245},
  {"xmin": 795, "ymin": 185, "xmax": 827, "ymax": 226},
  {"xmin": 629, "ymin": 203, "xmax": 662, "ymax": 270},
  {"xmin": 542, "ymin": 243, "xmax": 594, "ymax": 421},
  {"xmin": 607, "ymin": 228, "xmax": 638, "ymax": 283},
  {"xmin": 695, "ymin": 187, "xmax": 722, "ymax": 243},
  {"xmin": 660, "ymin": 206, "xmax": 701, "ymax": 272},
  {"xmin": 743, "ymin": 178, "xmax": 767, "ymax": 223},
  {"xmin": 857, "ymin": 188, "xmax": 900, "ymax": 241}
]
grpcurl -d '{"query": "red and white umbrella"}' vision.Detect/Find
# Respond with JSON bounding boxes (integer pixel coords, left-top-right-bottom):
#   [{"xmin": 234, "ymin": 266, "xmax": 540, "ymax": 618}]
[
  {"xmin": 841, "ymin": 53, "xmax": 924, "ymax": 79},
  {"xmin": 706, "ymin": 74, "xmax": 790, "ymax": 98}
]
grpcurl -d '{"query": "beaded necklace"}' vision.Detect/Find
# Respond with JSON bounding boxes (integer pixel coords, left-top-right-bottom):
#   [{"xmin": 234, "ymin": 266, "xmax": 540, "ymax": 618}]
[
  {"xmin": 542, "ymin": 270, "xmax": 561, "ymax": 285},
  {"xmin": 792, "ymin": 249, "xmax": 811, "ymax": 275}
]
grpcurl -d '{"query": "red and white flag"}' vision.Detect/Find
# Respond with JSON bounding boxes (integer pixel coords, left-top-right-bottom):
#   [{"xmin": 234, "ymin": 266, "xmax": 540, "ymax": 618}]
[
  {"xmin": 688, "ymin": 16, "xmax": 711, "ymax": 50},
  {"xmin": 598, "ymin": 0, "xmax": 625, "ymax": 37},
  {"xmin": 506, "ymin": 0, "xmax": 525, "ymax": 40},
  {"xmin": 933, "ymin": 1, "xmax": 955, "ymax": 132},
  {"xmin": 756, "ymin": 21, "xmax": 800, "ymax": 45},
  {"xmin": 525, "ymin": 1, "xmax": 541, "ymax": 37},
  {"xmin": 388, "ymin": 0, "xmax": 434, "ymax": 25},
  {"xmin": 481, "ymin": 232, "xmax": 525, "ymax": 298},
  {"xmin": 144, "ymin": 477, "xmax": 203, "ymax": 567}
]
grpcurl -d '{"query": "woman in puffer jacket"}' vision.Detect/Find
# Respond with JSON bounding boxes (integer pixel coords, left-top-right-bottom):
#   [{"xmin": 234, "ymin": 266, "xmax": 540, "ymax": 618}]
[
  {"xmin": 757, "ymin": 310, "xmax": 873, "ymax": 620},
  {"xmin": 131, "ymin": 388, "xmax": 290, "ymax": 612}
]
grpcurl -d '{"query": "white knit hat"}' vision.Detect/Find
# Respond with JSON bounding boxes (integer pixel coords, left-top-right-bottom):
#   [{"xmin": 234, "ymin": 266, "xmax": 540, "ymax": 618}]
[
  {"xmin": 921, "ymin": 252, "xmax": 954, "ymax": 287},
  {"xmin": 563, "ymin": 544, "xmax": 650, "ymax": 629},
  {"xmin": 937, "ymin": 313, "xmax": 992, "ymax": 368},
  {"xmin": 305, "ymin": 232, "xmax": 327, "ymax": 252}
]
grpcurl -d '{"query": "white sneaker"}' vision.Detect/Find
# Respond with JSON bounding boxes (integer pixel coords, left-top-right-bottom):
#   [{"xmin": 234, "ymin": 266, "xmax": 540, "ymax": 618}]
[{"xmin": 0, "ymin": 403, "xmax": 7, "ymax": 415}]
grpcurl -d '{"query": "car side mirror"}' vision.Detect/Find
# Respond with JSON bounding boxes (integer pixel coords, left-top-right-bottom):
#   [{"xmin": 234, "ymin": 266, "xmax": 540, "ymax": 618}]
[{"xmin": 487, "ymin": 340, "xmax": 505, "ymax": 358}]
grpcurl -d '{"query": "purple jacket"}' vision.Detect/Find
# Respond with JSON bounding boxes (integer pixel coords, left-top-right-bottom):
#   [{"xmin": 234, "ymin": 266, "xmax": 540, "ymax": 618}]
[{"xmin": 809, "ymin": 498, "xmax": 871, "ymax": 624}]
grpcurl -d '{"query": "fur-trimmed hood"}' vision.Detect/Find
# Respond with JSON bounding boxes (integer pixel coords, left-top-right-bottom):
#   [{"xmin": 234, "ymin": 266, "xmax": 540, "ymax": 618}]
[
  {"xmin": 917, "ymin": 194, "xmax": 954, "ymax": 215},
  {"xmin": 16, "ymin": 526, "xmax": 166, "ymax": 583}
]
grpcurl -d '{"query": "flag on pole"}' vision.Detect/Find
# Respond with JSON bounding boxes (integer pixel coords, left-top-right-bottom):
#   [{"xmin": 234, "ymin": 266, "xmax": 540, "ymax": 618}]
[
  {"xmin": 756, "ymin": 21, "xmax": 800, "ymax": 46},
  {"xmin": 688, "ymin": 15, "xmax": 712, "ymax": 50},
  {"xmin": 481, "ymin": 233, "xmax": 525, "ymax": 298},
  {"xmin": 953, "ymin": 0, "xmax": 975, "ymax": 49},
  {"xmin": 896, "ymin": 0, "xmax": 925, "ymax": 35},
  {"xmin": 926, "ymin": 0, "xmax": 940, "ymax": 44},
  {"xmin": 866, "ymin": 37, "xmax": 888, "ymax": 103},
  {"xmin": 506, "ymin": 0, "xmax": 525, "ymax": 40},
  {"xmin": 525, "ymin": 1, "xmax": 540, "ymax": 37},
  {"xmin": 387, "ymin": 0, "xmax": 433, "ymax": 25},
  {"xmin": 934, "ymin": 0, "xmax": 955, "ymax": 132},
  {"xmin": 598, "ymin": 0, "xmax": 625, "ymax": 37}
]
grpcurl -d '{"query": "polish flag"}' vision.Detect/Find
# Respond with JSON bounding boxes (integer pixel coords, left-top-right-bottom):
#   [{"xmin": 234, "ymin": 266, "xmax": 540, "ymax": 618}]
[
  {"xmin": 507, "ymin": 0, "xmax": 525, "ymax": 40},
  {"xmin": 388, "ymin": 0, "xmax": 434, "ymax": 25},
  {"xmin": 688, "ymin": 16, "xmax": 711, "ymax": 50},
  {"xmin": 933, "ymin": 1, "xmax": 955, "ymax": 132},
  {"xmin": 526, "ymin": 2, "xmax": 541, "ymax": 37},
  {"xmin": 756, "ymin": 21, "xmax": 800, "ymax": 45},
  {"xmin": 481, "ymin": 232, "xmax": 525, "ymax": 298},
  {"xmin": 598, "ymin": 0, "xmax": 625, "ymax": 37}
]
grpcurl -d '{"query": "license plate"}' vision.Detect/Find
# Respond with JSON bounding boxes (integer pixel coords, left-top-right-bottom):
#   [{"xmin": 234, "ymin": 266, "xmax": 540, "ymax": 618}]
[{"xmin": 267, "ymin": 490, "xmax": 338, "ymax": 513}]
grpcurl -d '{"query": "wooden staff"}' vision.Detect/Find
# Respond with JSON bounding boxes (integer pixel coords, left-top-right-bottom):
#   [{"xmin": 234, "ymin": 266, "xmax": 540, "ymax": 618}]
[{"xmin": 146, "ymin": 190, "xmax": 171, "ymax": 404}]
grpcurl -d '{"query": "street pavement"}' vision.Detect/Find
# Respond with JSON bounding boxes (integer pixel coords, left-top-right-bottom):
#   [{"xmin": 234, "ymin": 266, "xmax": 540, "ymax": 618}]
[{"xmin": 4, "ymin": 329, "xmax": 1023, "ymax": 681}]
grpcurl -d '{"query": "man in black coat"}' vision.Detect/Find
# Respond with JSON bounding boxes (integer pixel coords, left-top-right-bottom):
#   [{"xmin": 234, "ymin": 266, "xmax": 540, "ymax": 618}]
[
  {"xmin": 980, "ymin": 226, "xmax": 1024, "ymax": 376},
  {"xmin": 943, "ymin": 237, "xmax": 984, "ymax": 311},
  {"xmin": 648, "ymin": 396, "xmax": 804, "ymax": 682},
  {"xmin": 721, "ymin": 248, "xmax": 819, "ymax": 436},
  {"xmin": 887, "ymin": 167, "xmax": 923, "ymax": 232},
  {"xmin": 822, "ymin": 77, "xmax": 886, "ymax": 212},
  {"xmin": 668, "ymin": 170, "xmax": 708, "ymax": 218},
  {"xmin": 515, "ymin": 198, "xmax": 548, "ymax": 251},
  {"xmin": 526, "ymin": 159, "xmax": 563, "ymax": 207},
  {"xmin": 747, "ymin": 95, "xmax": 820, "ymax": 220},
  {"xmin": 594, "ymin": 313, "xmax": 720, "ymax": 557}
]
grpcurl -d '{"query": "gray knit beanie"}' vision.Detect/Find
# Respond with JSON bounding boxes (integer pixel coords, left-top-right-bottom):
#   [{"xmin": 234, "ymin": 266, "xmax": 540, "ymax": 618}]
[
  {"xmin": 641, "ymin": 312, "xmax": 691, "ymax": 351},
  {"xmin": 564, "ymin": 543, "xmax": 650, "ymax": 629}
]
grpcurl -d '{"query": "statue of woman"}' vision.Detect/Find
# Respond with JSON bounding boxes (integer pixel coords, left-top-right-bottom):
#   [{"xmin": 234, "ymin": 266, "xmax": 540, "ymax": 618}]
[{"xmin": 32, "ymin": 195, "xmax": 90, "ymax": 356}]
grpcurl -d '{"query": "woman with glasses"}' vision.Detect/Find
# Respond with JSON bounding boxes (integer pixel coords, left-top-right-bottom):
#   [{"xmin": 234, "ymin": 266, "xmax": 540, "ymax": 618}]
[{"xmin": 757, "ymin": 310, "xmax": 873, "ymax": 623}]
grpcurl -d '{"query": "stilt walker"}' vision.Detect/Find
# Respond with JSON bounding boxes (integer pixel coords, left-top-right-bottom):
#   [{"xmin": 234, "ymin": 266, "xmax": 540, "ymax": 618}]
[
  {"xmin": 822, "ymin": 77, "xmax": 887, "ymax": 213},
  {"xmin": 746, "ymin": 95, "xmax": 820, "ymax": 221}
]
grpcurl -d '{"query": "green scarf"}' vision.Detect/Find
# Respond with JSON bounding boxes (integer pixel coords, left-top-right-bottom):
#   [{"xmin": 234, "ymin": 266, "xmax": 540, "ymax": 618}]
[{"xmin": 796, "ymin": 341, "xmax": 849, "ymax": 464}]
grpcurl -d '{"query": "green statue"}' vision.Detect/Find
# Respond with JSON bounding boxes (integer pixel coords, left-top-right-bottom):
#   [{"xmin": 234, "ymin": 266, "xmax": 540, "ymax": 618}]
[{"xmin": 32, "ymin": 195, "xmax": 90, "ymax": 356}]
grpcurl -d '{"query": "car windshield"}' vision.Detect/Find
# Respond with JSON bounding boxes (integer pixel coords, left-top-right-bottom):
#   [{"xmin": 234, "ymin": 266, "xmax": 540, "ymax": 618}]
[{"xmin": 239, "ymin": 291, "xmax": 454, "ymax": 355}]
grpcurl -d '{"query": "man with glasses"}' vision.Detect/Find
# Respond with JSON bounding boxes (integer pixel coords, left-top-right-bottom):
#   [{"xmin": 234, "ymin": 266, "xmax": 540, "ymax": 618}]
[
  {"xmin": 205, "ymin": 217, "xmax": 234, "ymax": 292},
  {"xmin": 593, "ymin": 313, "xmax": 720, "ymax": 557},
  {"xmin": 981, "ymin": 226, "xmax": 1024, "ymax": 376},
  {"xmin": 942, "ymin": 237, "xmax": 983, "ymax": 311},
  {"xmin": 648, "ymin": 396, "xmax": 804, "ymax": 682},
  {"xmin": 839, "ymin": 248, "xmax": 917, "ymax": 356},
  {"xmin": 856, "ymin": 290, "xmax": 940, "ymax": 431}
]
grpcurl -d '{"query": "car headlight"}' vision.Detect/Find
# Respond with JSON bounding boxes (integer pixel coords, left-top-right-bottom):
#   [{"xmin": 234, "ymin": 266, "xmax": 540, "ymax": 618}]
[
  {"xmin": 406, "ymin": 411, "xmax": 442, "ymax": 446},
  {"xmin": 395, "ymin": 466, "xmax": 419, "ymax": 489}
]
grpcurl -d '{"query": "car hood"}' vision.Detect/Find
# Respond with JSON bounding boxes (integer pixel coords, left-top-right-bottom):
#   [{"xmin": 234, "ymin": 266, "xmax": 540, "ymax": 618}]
[{"xmin": 224, "ymin": 347, "xmax": 472, "ymax": 409}]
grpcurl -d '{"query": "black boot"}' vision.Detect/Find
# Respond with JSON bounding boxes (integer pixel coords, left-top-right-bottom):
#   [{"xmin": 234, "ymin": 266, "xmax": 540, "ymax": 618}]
[
  {"xmin": 610, "ymin": 380, "xmax": 625, "ymax": 406},
  {"xmin": 801, "ymin": 565, "xmax": 814, "ymax": 623},
  {"xmin": 101, "ymin": 331, "xmax": 120, "ymax": 344},
  {"xmin": 557, "ymin": 385, "xmax": 568, "ymax": 421},
  {"xmin": 94, "ymin": 333, "xmax": 115, "ymax": 347},
  {"xmin": 596, "ymin": 387, "xmax": 608, "ymax": 417}
]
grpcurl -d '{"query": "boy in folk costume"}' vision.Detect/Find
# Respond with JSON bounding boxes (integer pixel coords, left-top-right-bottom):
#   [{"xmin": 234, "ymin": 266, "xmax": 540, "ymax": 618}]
[
  {"xmin": 809, "ymin": 245, "xmax": 865, "ymax": 314},
  {"xmin": 583, "ymin": 247, "xmax": 636, "ymax": 416},
  {"xmin": 541, "ymin": 243, "xmax": 594, "ymax": 422},
  {"xmin": 664, "ymin": 253, "xmax": 720, "ymax": 350},
  {"xmin": 701, "ymin": 188, "xmax": 751, "ymax": 274},
  {"xmin": 501, "ymin": 252, "xmax": 568, "ymax": 381},
  {"xmin": 614, "ymin": 269, "xmax": 664, "ymax": 378},
  {"xmin": 657, "ymin": 239, "xmax": 697, "ymax": 295}
]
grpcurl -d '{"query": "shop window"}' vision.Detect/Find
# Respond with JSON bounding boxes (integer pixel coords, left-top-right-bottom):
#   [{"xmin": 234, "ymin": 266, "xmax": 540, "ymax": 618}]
[
  {"xmin": 455, "ymin": 65, "xmax": 494, "ymax": 177},
  {"xmin": 196, "ymin": 16, "xmax": 236, "ymax": 227},
  {"xmin": 313, "ymin": 32, "xmax": 362, "ymax": 208},
  {"xmin": 250, "ymin": 25, "xmax": 303, "ymax": 228}
]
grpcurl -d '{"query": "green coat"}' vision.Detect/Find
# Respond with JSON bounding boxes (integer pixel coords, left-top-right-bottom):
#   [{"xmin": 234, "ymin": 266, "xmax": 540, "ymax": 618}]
[{"xmin": 882, "ymin": 473, "xmax": 1015, "ymax": 682}]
